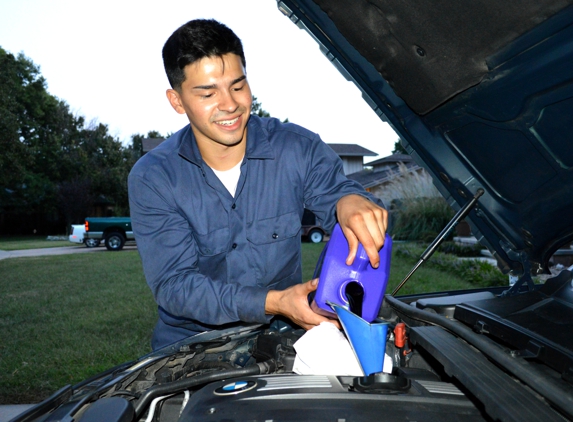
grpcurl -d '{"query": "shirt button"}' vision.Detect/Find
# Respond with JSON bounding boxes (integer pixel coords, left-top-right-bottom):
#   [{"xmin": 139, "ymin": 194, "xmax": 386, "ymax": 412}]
[
  {"xmin": 232, "ymin": 243, "xmax": 237, "ymax": 249},
  {"xmin": 272, "ymin": 233, "xmax": 278, "ymax": 239},
  {"xmin": 232, "ymin": 204, "xmax": 236, "ymax": 209}
]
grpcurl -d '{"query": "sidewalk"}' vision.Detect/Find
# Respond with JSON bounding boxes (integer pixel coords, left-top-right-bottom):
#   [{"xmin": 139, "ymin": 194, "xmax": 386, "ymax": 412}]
[
  {"xmin": 0, "ymin": 244, "xmax": 137, "ymax": 261},
  {"xmin": 0, "ymin": 404, "xmax": 35, "ymax": 422}
]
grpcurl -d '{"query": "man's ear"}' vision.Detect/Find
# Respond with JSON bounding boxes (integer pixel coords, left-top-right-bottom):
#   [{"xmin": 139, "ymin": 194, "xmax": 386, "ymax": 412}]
[{"xmin": 166, "ymin": 89, "xmax": 186, "ymax": 114}]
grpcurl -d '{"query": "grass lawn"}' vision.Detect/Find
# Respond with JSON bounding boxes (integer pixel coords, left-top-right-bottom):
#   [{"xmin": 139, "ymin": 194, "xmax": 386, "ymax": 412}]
[
  {"xmin": 1, "ymin": 242, "xmax": 477, "ymax": 404},
  {"xmin": 301, "ymin": 242, "xmax": 477, "ymax": 295},
  {"xmin": 0, "ymin": 251, "xmax": 155, "ymax": 404}
]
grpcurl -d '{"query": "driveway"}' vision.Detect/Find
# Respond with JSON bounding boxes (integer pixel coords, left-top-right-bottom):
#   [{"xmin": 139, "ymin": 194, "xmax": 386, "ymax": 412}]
[
  {"xmin": 0, "ymin": 244, "xmax": 137, "ymax": 260},
  {"xmin": 0, "ymin": 404, "xmax": 36, "ymax": 422}
]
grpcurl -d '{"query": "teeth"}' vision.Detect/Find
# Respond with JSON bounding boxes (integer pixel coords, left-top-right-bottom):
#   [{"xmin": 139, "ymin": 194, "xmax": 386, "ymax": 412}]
[{"xmin": 217, "ymin": 117, "xmax": 239, "ymax": 126}]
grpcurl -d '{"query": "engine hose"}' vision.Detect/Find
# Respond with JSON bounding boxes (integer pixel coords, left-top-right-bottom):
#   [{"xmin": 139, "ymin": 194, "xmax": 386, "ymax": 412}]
[
  {"xmin": 133, "ymin": 360, "xmax": 276, "ymax": 418},
  {"xmin": 383, "ymin": 294, "xmax": 573, "ymax": 418}
]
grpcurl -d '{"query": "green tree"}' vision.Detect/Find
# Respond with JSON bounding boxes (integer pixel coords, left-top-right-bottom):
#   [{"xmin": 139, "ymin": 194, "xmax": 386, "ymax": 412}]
[
  {"xmin": 0, "ymin": 48, "xmax": 78, "ymax": 217},
  {"xmin": 251, "ymin": 95, "xmax": 288, "ymax": 122},
  {"xmin": 0, "ymin": 50, "xmax": 30, "ymax": 199},
  {"xmin": 392, "ymin": 138, "xmax": 408, "ymax": 154},
  {"xmin": 0, "ymin": 47, "xmax": 139, "ymax": 231},
  {"xmin": 251, "ymin": 96, "xmax": 271, "ymax": 118},
  {"xmin": 78, "ymin": 121, "xmax": 133, "ymax": 216},
  {"xmin": 57, "ymin": 178, "xmax": 94, "ymax": 231},
  {"xmin": 127, "ymin": 130, "xmax": 165, "ymax": 165}
]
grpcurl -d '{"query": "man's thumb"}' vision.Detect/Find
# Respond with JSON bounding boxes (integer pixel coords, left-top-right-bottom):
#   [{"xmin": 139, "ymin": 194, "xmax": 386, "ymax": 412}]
[{"xmin": 308, "ymin": 278, "xmax": 319, "ymax": 291}]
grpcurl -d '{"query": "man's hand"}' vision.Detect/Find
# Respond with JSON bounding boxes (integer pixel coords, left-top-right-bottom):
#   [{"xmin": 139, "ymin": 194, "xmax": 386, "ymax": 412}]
[
  {"xmin": 265, "ymin": 279, "xmax": 341, "ymax": 330},
  {"xmin": 336, "ymin": 194, "xmax": 388, "ymax": 268}
]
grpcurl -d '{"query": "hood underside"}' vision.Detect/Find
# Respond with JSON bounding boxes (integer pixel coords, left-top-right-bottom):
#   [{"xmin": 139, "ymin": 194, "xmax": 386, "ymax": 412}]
[{"xmin": 278, "ymin": 0, "xmax": 573, "ymax": 278}]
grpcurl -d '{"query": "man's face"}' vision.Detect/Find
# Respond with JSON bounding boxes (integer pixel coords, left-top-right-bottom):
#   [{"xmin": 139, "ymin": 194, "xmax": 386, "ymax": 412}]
[{"xmin": 167, "ymin": 53, "xmax": 252, "ymax": 149}]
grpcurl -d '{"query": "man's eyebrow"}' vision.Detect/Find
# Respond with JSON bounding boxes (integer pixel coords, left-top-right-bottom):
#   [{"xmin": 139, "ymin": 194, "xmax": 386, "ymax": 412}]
[
  {"xmin": 192, "ymin": 75, "xmax": 246, "ymax": 90},
  {"xmin": 192, "ymin": 83, "xmax": 217, "ymax": 90},
  {"xmin": 230, "ymin": 75, "xmax": 247, "ymax": 85}
]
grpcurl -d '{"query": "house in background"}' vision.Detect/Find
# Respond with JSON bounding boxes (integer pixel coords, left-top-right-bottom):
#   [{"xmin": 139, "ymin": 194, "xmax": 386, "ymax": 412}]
[
  {"xmin": 142, "ymin": 138, "xmax": 165, "ymax": 154},
  {"xmin": 347, "ymin": 153, "xmax": 422, "ymax": 195},
  {"xmin": 326, "ymin": 143, "xmax": 378, "ymax": 175}
]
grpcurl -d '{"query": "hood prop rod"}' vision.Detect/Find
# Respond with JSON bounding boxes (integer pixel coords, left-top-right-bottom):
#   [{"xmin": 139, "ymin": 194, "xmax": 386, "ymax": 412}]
[{"xmin": 391, "ymin": 189, "xmax": 484, "ymax": 296}]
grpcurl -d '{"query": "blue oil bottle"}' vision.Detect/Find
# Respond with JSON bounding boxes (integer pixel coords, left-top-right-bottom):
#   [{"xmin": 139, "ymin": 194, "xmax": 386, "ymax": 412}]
[{"xmin": 310, "ymin": 224, "xmax": 392, "ymax": 322}]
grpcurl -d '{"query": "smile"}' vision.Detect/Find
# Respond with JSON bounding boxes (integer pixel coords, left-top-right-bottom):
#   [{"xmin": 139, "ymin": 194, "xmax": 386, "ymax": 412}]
[{"xmin": 216, "ymin": 117, "xmax": 239, "ymax": 126}]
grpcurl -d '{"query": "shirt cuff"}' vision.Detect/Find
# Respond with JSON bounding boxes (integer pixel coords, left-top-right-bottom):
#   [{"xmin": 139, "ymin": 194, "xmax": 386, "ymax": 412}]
[{"xmin": 236, "ymin": 285, "xmax": 273, "ymax": 324}]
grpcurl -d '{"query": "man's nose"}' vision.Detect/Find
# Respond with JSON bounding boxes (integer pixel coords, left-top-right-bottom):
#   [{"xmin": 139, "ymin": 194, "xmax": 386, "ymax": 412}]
[{"xmin": 218, "ymin": 90, "xmax": 239, "ymax": 112}]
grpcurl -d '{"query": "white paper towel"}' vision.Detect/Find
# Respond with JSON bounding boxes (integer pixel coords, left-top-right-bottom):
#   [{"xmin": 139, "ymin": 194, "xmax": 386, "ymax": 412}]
[{"xmin": 292, "ymin": 322, "xmax": 392, "ymax": 376}]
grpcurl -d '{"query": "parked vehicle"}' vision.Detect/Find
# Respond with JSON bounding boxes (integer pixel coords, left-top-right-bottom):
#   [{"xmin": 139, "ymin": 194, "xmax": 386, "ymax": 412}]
[
  {"xmin": 69, "ymin": 224, "xmax": 101, "ymax": 247},
  {"xmin": 83, "ymin": 217, "xmax": 134, "ymax": 251},
  {"xmin": 83, "ymin": 237, "xmax": 101, "ymax": 248},
  {"xmin": 12, "ymin": 1, "xmax": 573, "ymax": 421},
  {"xmin": 68, "ymin": 225, "xmax": 85, "ymax": 245},
  {"xmin": 301, "ymin": 209, "xmax": 327, "ymax": 243}
]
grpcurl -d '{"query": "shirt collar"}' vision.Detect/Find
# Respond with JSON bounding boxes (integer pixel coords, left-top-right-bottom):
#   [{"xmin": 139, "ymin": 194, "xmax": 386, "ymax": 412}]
[
  {"xmin": 245, "ymin": 115, "xmax": 275, "ymax": 160},
  {"xmin": 178, "ymin": 115, "xmax": 275, "ymax": 166}
]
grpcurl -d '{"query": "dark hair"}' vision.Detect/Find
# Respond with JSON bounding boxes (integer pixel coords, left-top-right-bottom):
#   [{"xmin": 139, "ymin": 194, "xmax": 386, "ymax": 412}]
[{"xmin": 162, "ymin": 19, "xmax": 246, "ymax": 90}]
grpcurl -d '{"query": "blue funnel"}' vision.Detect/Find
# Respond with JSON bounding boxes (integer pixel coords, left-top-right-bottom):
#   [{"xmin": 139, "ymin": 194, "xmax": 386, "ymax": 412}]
[{"xmin": 331, "ymin": 303, "xmax": 389, "ymax": 376}]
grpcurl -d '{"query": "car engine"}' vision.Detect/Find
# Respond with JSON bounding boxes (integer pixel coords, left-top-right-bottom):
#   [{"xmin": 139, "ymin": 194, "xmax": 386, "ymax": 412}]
[{"xmin": 23, "ymin": 281, "xmax": 573, "ymax": 422}]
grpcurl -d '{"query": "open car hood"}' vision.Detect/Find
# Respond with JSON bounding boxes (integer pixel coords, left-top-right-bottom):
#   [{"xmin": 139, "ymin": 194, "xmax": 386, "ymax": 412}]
[{"xmin": 277, "ymin": 0, "xmax": 573, "ymax": 279}]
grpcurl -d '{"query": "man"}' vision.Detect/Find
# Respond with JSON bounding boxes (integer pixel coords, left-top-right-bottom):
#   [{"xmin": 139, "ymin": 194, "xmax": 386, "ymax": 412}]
[{"xmin": 128, "ymin": 19, "xmax": 388, "ymax": 350}]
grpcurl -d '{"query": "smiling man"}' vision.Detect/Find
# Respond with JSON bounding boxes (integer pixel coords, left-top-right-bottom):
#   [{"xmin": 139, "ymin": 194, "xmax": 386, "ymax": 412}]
[
  {"xmin": 166, "ymin": 53, "xmax": 251, "ymax": 170},
  {"xmin": 128, "ymin": 19, "xmax": 388, "ymax": 350}
]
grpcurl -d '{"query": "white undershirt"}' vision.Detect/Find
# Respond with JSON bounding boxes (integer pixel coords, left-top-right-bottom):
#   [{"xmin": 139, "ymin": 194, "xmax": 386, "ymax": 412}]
[{"xmin": 211, "ymin": 159, "xmax": 243, "ymax": 197}]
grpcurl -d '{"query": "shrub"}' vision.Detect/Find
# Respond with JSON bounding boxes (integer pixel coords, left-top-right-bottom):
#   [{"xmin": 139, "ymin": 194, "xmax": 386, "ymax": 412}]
[
  {"xmin": 377, "ymin": 163, "xmax": 442, "ymax": 206},
  {"xmin": 395, "ymin": 243, "xmax": 508, "ymax": 287},
  {"xmin": 376, "ymin": 163, "xmax": 455, "ymax": 242},
  {"xmin": 391, "ymin": 197, "xmax": 455, "ymax": 241},
  {"xmin": 438, "ymin": 241, "xmax": 484, "ymax": 257}
]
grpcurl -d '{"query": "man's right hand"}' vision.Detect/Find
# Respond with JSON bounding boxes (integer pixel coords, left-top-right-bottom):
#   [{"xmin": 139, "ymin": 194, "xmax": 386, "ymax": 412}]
[{"xmin": 265, "ymin": 279, "xmax": 341, "ymax": 330}]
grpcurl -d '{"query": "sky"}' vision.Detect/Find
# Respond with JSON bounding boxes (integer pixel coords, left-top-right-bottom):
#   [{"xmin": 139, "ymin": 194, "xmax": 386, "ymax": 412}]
[{"xmin": 0, "ymin": 0, "xmax": 398, "ymax": 161}]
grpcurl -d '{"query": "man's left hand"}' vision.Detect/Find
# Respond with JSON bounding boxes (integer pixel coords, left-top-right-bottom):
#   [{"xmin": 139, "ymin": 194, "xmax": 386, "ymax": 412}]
[{"xmin": 336, "ymin": 194, "xmax": 388, "ymax": 268}]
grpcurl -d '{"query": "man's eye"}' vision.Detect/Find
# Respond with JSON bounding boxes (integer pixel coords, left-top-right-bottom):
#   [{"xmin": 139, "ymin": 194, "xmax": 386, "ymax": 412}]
[
  {"xmin": 233, "ymin": 85, "xmax": 244, "ymax": 92},
  {"xmin": 201, "ymin": 93, "xmax": 213, "ymax": 99}
]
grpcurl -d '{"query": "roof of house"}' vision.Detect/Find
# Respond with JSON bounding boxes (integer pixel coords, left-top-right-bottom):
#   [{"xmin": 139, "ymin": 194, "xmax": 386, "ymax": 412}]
[
  {"xmin": 347, "ymin": 168, "xmax": 395, "ymax": 189},
  {"xmin": 142, "ymin": 138, "xmax": 165, "ymax": 153},
  {"xmin": 366, "ymin": 153, "xmax": 413, "ymax": 166},
  {"xmin": 327, "ymin": 143, "xmax": 377, "ymax": 157},
  {"xmin": 348, "ymin": 154, "xmax": 420, "ymax": 188}
]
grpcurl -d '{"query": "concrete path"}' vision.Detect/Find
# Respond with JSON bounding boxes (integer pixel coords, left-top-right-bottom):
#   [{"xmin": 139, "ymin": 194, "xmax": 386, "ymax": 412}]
[
  {"xmin": 0, "ymin": 244, "xmax": 137, "ymax": 260},
  {"xmin": 0, "ymin": 404, "xmax": 35, "ymax": 422}
]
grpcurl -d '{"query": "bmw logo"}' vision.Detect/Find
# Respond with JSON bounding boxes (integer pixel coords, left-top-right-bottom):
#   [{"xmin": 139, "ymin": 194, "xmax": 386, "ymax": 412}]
[{"xmin": 214, "ymin": 380, "xmax": 257, "ymax": 396}]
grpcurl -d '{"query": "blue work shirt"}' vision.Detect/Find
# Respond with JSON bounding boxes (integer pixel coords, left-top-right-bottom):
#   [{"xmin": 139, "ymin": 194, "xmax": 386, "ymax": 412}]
[{"xmin": 128, "ymin": 116, "xmax": 383, "ymax": 350}]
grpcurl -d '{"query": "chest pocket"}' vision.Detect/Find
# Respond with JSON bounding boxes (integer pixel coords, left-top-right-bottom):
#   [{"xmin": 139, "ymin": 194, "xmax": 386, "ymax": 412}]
[
  {"xmin": 246, "ymin": 211, "xmax": 301, "ymax": 284},
  {"xmin": 247, "ymin": 211, "xmax": 300, "ymax": 245},
  {"xmin": 193, "ymin": 226, "xmax": 229, "ymax": 256}
]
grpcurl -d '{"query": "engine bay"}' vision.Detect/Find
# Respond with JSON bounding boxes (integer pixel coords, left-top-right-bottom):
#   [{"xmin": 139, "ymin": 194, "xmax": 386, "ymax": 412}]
[{"xmin": 31, "ymin": 277, "xmax": 572, "ymax": 422}]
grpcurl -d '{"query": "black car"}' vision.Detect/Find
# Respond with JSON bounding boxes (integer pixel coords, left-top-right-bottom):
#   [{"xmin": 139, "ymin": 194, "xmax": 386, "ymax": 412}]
[{"xmin": 12, "ymin": 1, "xmax": 573, "ymax": 421}]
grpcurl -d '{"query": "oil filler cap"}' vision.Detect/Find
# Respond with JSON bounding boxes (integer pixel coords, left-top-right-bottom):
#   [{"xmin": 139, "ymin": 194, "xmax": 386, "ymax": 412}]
[{"xmin": 353, "ymin": 373, "xmax": 411, "ymax": 393}]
